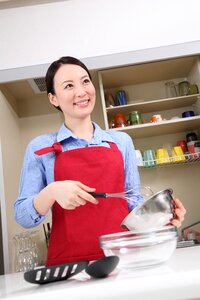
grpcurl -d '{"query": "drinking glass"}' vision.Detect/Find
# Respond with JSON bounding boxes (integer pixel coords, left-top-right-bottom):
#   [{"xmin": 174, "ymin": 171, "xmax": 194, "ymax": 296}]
[
  {"xmin": 165, "ymin": 81, "xmax": 178, "ymax": 98},
  {"xmin": 143, "ymin": 149, "xmax": 156, "ymax": 167},
  {"xmin": 135, "ymin": 150, "xmax": 143, "ymax": 166}
]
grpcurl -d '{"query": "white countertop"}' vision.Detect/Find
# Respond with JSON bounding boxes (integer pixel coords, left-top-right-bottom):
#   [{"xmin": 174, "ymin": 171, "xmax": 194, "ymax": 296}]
[{"xmin": 0, "ymin": 246, "xmax": 200, "ymax": 300}]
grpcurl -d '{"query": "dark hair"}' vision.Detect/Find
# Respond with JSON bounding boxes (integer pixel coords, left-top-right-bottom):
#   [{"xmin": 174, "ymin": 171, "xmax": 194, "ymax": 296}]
[
  {"xmin": 45, "ymin": 56, "xmax": 92, "ymax": 111},
  {"xmin": 46, "ymin": 56, "xmax": 91, "ymax": 94}
]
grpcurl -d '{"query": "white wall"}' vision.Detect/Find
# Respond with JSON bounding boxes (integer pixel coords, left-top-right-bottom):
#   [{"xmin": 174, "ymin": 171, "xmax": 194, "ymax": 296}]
[
  {"xmin": 0, "ymin": 90, "xmax": 22, "ymax": 272},
  {"xmin": 1, "ymin": 0, "xmax": 200, "ymax": 80}
]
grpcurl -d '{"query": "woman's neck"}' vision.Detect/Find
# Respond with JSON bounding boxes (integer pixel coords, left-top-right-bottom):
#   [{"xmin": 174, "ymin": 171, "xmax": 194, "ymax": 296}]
[{"xmin": 64, "ymin": 118, "xmax": 94, "ymax": 141}]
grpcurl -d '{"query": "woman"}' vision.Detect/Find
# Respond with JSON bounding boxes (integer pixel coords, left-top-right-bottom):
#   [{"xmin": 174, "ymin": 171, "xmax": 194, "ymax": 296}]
[{"xmin": 14, "ymin": 56, "xmax": 186, "ymax": 266}]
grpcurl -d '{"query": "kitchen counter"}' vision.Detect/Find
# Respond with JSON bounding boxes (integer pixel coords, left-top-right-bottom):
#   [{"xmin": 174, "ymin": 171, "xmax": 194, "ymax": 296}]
[{"xmin": 0, "ymin": 246, "xmax": 200, "ymax": 300}]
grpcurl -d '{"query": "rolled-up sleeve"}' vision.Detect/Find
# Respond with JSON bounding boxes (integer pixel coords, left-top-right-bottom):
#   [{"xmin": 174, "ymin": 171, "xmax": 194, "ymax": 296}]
[{"xmin": 14, "ymin": 141, "xmax": 48, "ymax": 228}]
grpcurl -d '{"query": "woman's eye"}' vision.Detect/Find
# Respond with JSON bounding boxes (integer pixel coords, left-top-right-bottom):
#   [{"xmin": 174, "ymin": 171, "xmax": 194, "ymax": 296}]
[
  {"xmin": 83, "ymin": 78, "xmax": 90, "ymax": 84},
  {"xmin": 64, "ymin": 83, "xmax": 73, "ymax": 89}
]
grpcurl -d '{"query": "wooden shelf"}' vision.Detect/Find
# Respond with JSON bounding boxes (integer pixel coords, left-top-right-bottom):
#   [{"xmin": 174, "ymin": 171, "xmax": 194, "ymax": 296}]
[
  {"xmin": 100, "ymin": 56, "xmax": 198, "ymax": 88},
  {"xmin": 110, "ymin": 116, "xmax": 200, "ymax": 139},
  {"xmin": 106, "ymin": 94, "xmax": 200, "ymax": 118}
]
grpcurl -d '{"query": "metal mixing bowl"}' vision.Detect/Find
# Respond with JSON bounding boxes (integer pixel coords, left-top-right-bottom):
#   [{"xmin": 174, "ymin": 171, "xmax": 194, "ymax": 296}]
[
  {"xmin": 121, "ymin": 188, "xmax": 175, "ymax": 230},
  {"xmin": 100, "ymin": 225, "xmax": 178, "ymax": 269}
]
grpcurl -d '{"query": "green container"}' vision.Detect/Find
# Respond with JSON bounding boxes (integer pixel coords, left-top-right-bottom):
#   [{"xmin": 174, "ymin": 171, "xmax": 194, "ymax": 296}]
[{"xmin": 128, "ymin": 111, "xmax": 143, "ymax": 125}]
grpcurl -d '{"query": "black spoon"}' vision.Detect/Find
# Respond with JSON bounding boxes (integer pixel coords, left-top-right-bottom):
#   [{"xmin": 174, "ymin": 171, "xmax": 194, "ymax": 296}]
[{"xmin": 85, "ymin": 255, "xmax": 119, "ymax": 279}]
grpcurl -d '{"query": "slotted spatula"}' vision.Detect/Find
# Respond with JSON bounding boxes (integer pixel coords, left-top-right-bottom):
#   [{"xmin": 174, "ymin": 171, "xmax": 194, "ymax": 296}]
[{"xmin": 24, "ymin": 261, "xmax": 88, "ymax": 284}]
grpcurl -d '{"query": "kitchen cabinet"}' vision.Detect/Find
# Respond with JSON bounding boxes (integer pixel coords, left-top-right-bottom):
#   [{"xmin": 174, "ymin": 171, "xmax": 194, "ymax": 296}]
[
  {"xmin": 104, "ymin": 95, "xmax": 200, "ymax": 139},
  {"xmin": 98, "ymin": 55, "xmax": 200, "ymax": 162},
  {"xmin": 98, "ymin": 55, "xmax": 200, "ymax": 238}
]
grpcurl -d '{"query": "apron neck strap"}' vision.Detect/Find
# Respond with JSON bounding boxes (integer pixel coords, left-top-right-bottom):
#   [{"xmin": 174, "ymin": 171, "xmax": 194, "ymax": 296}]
[
  {"xmin": 34, "ymin": 142, "xmax": 62, "ymax": 156},
  {"xmin": 35, "ymin": 142, "xmax": 118, "ymax": 156}
]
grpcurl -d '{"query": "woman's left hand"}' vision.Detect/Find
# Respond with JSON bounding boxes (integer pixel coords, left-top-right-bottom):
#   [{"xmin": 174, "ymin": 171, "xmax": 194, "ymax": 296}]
[{"xmin": 170, "ymin": 198, "xmax": 186, "ymax": 228}]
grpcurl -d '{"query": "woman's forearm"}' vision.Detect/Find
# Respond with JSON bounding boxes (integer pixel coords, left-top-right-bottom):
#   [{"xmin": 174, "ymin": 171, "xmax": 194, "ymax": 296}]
[
  {"xmin": 33, "ymin": 182, "xmax": 55, "ymax": 216},
  {"xmin": 34, "ymin": 180, "xmax": 98, "ymax": 215}
]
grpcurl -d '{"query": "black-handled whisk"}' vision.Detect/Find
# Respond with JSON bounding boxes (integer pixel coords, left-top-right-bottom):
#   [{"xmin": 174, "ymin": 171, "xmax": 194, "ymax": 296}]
[{"xmin": 89, "ymin": 189, "xmax": 137, "ymax": 203}]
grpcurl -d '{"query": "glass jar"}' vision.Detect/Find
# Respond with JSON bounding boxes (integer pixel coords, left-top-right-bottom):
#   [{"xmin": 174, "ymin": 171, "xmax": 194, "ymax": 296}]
[
  {"xmin": 165, "ymin": 81, "xmax": 177, "ymax": 98},
  {"xmin": 128, "ymin": 111, "xmax": 143, "ymax": 125},
  {"xmin": 178, "ymin": 80, "xmax": 190, "ymax": 96}
]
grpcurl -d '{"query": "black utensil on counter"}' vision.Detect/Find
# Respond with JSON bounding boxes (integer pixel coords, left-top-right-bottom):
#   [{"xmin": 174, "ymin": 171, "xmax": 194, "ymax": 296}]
[
  {"xmin": 24, "ymin": 261, "xmax": 89, "ymax": 284},
  {"xmin": 24, "ymin": 256, "xmax": 119, "ymax": 284},
  {"xmin": 85, "ymin": 256, "xmax": 119, "ymax": 279}
]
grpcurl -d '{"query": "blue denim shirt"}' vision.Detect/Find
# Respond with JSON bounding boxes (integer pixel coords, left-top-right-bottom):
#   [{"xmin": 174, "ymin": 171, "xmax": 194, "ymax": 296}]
[{"xmin": 14, "ymin": 122, "xmax": 143, "ymax": 228}]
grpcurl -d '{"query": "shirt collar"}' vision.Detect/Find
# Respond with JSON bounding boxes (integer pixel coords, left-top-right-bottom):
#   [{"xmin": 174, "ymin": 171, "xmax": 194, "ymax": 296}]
[{"xmin": 56, "ymin": 122, "xmax": 115, "ymax": 144}]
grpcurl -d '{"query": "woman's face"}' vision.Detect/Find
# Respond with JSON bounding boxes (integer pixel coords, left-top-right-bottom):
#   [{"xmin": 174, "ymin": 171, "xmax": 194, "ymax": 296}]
[{"xmin": 49, "ymin": 64, "xmax": 96, "ymax": 121}]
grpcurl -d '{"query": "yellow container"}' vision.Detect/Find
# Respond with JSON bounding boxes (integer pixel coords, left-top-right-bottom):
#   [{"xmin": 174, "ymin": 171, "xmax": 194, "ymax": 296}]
[
  {"xmin": 171, "ymin": 146, "xmax": 186, "ymax": 162},
  {"xmin": 156, "ymin": 148, "xmax": 170, "ymax": 164}
]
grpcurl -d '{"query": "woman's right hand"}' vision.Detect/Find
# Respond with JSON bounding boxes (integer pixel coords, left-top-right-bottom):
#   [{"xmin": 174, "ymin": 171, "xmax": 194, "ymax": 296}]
[{"xmin": 49, "ymin": 180, "xmax": 98, "ymax": 210}]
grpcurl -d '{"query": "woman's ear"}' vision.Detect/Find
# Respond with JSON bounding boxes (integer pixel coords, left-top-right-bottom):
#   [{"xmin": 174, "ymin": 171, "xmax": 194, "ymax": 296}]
[{"xmin": 48, "ymin": 93, "xmax": 59, "ymax": 107}]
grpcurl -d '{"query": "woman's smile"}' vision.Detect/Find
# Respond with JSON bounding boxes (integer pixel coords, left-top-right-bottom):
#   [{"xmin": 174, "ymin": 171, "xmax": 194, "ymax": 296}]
[
  {"xmin": 49, "ymin": 64, "xmax": 96, "ymax": 120},
  {"xmin": 74, "ymin": 99, "xmax": 90, "ymax": 107}
]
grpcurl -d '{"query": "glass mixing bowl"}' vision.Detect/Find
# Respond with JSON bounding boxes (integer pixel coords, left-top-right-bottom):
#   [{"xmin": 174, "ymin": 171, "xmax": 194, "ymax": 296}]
[{"xmin": 100, "ymin": 226, "xmax": 178, "ymax": 269}]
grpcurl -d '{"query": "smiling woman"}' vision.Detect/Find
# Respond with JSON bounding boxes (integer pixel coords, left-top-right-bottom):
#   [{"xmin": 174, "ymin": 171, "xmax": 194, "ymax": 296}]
[
  {"xmin": 46, "ymin": 57, "xmax": 96, "ymax": 140},
  {"xmin": 13, "ymin": 56, "xmax": 185, "ymax": 268},
  {"xmin": 48, "ymin": 64, "xmax": 96, "ymax": 131}
]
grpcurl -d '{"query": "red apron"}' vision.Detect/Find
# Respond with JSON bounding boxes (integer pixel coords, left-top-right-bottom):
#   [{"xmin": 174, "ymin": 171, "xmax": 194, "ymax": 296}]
[{"xmin": 35, "ymin": 141, "xmax": 128, "ymax": 266}]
